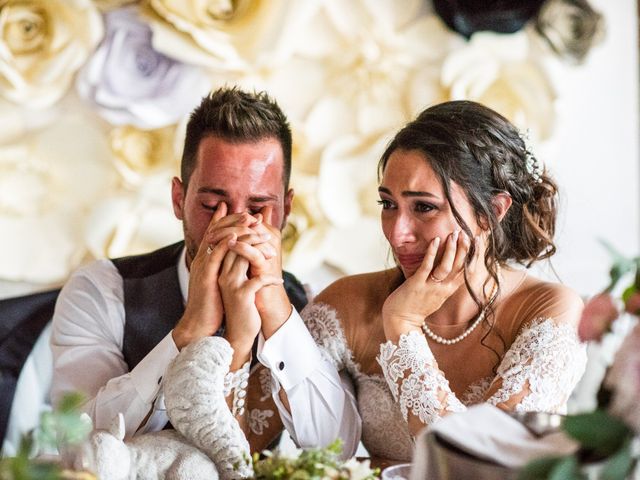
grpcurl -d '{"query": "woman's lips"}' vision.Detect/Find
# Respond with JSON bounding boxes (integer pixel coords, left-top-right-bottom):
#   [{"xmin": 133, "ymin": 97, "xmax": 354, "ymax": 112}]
[{"xmin": 396, "ymin": 254, "xmax": 425, "ymax": 269}]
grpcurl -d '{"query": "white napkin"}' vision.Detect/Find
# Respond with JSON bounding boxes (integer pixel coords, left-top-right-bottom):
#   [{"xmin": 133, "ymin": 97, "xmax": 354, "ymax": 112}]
[{"xmin": 411, "ymin": 404, "xmax": 578, "ymax": 478}]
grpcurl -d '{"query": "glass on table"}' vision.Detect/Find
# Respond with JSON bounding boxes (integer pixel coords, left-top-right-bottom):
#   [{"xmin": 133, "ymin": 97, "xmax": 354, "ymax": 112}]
[{"xmin": 381, "ymin": 462, "xmax": 413, "ymax": 480}]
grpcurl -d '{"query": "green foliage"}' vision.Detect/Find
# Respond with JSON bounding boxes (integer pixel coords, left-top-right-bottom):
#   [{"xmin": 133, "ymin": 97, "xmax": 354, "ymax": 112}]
[
  {"xmin": 0, "ymin": 434, "xmax": 61, "ymax": 480},
  {"xmin": 36, "ymin": 392, "xmax": 91, "ymax": 452},
  {"xmin": 253, "ymin": 440, "xmax": 379, "ymax": 480},
  {"xmin": 599, "ymin": 240, "xmax": 640, "ymax": 293},
  {"xmin": 0, "ymin": 393, "xmax": 91, "ymax": 480},
  {"xmin": 563, "ymin": 410, "xmax": 632, "ymax": 458}
]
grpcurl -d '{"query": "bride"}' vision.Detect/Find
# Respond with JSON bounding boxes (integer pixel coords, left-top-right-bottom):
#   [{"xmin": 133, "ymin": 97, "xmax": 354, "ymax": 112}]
[{"xmin": 235, "ymin": 100, "xmax": 587, "ymax": 463}]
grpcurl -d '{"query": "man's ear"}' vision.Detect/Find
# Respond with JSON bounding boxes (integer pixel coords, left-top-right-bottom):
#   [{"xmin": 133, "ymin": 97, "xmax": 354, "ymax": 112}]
[
  {"xmin": 171, "ymin": 177, "xmax": 185, "ymax": 221},
  {"xmin": 282, "ymin": 188, "xmax": 294, "ymax": 227},
  {"xmin": 492, "ymin": 191, "xmax": 512, "ymax": 222}
]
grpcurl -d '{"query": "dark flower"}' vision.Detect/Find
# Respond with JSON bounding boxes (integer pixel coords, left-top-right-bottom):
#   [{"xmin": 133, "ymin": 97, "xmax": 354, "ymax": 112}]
[
  {"xmin": 535, "ymin": 0, "xmax": 604, "ymax": 64},
  {"xmin": 433, "ymin": 0, "xmax": 547, "ymax": 38}
]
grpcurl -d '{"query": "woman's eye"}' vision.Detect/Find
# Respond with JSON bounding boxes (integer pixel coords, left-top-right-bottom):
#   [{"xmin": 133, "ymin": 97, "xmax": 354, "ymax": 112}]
[
  {"xmin": 377, "ymin": 199, "xmax": 393, "ymax": 209},
  {"xmin": 414, "ymin": 202, "xmax": 435, "ymax": 213}
]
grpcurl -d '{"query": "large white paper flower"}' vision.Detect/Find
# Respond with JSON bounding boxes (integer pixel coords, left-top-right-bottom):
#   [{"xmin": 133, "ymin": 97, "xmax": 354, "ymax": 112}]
[
  {"xmin": 84, "ymin": 173, "xmax": 182, "ymax": 259},
  {"xmin": 110, "ymin": 124, "xmax": 179, "ymax": 187},
  {"xmin": 77, "ymin": 6, "xmax": 211, "ymax": 129},
  {"xmin": 294, "ymin": 1, "xmax": 460, "ymax": 140},
  {"xmin": 441, "ymin": 30, "xmax": 556, "ymax": 141},
  {"xmin": 0, "ymin": 117, "xmax": 114, "ymax": 283},
  {"xmin": 0, "ymin": 0, "xmax": 103, "ymax": 108},
  {"xmin": 144, "ymin": 0, "xmax": 292, "ymax": 71}
]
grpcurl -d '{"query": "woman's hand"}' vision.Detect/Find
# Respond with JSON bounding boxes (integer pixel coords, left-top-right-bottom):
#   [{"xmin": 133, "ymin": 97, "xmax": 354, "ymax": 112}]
[
  {"xmin": 218, "ymin": 246, "xmax": 283, "ymax": 369},
  {"xmin": 382, "ymin": 230, "xmax": 478, "ymax": 342}
]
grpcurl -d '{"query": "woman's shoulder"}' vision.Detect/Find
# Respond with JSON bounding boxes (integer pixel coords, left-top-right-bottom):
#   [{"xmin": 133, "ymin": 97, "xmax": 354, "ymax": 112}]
[
  {"xmin": 311, "ymin": 269, "xmax": 399, "ymax": 325},
  {"xmin": 500, "ymin": 272, "xmax": 584, "ymax": 333}
]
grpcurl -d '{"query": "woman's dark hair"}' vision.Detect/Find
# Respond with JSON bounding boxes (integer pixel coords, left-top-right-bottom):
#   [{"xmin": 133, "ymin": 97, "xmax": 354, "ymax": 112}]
[{"xmin": 378, "ymin": 100, "xmax": 558, "ymax": 363}]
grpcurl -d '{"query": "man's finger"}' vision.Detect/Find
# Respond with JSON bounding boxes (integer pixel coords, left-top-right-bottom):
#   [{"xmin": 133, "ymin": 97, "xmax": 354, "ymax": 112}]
[
  {"xmin": 243, "ymin": 275, "xmax": 284, "ymax": 295},
  {"xmin": 228, "ymin": 240, "xmax": 269, "ymax": 267}
]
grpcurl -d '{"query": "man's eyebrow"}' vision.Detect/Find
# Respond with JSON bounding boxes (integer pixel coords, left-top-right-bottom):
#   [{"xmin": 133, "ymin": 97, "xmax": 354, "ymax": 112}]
[
  {"xmin": 378, "ymin": 186, "xmax": 439, "ymax": 198},
  {"xmin": 196, "ymin": 188, "xmax": 278, "ymax": 202},
  {"xmin": 248, "ymin": 194, "xmax": 279, "ymax": 202},
  {"xmin": 197, "ymin": 187, "xmax": 227, "ymax": 196}
]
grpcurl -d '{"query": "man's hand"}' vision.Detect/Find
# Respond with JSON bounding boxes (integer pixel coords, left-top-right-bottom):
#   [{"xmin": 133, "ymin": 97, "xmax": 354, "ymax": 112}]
[
  {"xmin": 218, "ymin": 249, "xmax": 283, "ymax": 369},
  {"xmin": 228, "ymin": 205, "xmax": 292, "ymax": 339},
  {"xmin": 172, "ymin": 203, "xmax": 230, "ymax": 350}
]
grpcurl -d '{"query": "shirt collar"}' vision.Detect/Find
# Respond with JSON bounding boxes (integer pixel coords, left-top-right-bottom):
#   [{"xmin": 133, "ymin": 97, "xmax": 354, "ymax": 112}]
[{"xmin": 177, "ymin": 247, "xmax": 188, "ymax": 304}]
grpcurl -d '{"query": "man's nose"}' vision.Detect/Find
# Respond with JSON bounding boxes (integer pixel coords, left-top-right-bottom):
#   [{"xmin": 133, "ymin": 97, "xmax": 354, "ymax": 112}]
[{"xmin": 227, "ymin": 203, "xmax": 247, "ymax": 215}]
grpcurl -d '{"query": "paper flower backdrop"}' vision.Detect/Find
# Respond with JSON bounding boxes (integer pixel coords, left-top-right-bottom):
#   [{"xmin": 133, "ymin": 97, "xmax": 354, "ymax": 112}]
[{"xmin": 0, "ymin": 0, "xmax": 604, "ymax": 287}]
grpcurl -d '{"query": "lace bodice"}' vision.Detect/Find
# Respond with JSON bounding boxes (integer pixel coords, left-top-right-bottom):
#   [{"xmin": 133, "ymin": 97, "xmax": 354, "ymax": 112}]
[{"xmin": 302, "ymin": 302, "xmax": 587, "ymax": 462}]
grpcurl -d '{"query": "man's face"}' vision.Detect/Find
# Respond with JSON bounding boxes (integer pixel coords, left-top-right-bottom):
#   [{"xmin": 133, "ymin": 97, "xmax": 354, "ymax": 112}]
[{"xmin": 172, "ymin": 135, "xmax": 293, "ymax": 266}]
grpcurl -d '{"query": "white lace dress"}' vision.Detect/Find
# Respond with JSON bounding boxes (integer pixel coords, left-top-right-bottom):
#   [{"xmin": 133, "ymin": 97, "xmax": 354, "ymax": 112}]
[{"xmin": 302, "ymin": 302, "xmax": 587, "ymax": 462}]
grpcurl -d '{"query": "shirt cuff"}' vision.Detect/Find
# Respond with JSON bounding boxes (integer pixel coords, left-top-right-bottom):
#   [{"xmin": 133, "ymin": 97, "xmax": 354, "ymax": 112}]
[
  {"xmin": 129, "ymin": 332, "xmax": 179, "ymax": 403},
  {"xmin": 258, "ymin": 309, "xmax": 323, "ymax": 391}
]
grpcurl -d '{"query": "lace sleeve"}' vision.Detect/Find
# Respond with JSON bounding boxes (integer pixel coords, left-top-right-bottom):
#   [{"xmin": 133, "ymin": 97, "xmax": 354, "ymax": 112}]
[
  {"xmin": 245, "ymin": 364, "xmax": 285, "ymax": 452},
  {"xmin": 301, "ymin": 302, "xmax": 353, "ymax": 373},
  {"xmin": 377, "ymin": 331, "xmax": 465, "ymax": 429},
  {"xmin": 486, "ymin": 317, "xmax": 587, "ymax": 413}
]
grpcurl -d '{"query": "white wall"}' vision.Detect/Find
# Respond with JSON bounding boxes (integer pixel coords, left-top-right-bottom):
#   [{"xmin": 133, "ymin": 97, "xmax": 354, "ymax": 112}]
[{"xmin": 533, "ymin": 0, "xmax": 639, "ymax": 295}]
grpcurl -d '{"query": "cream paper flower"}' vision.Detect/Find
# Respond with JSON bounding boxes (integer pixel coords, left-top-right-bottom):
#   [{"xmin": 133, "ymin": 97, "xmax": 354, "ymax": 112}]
[
  {"xmin": 84, "ymin": 173, "xmax": 182, "ymax": 259},
  {"xmin": 94, "ymin": 0, "xmax": 138, "ymax": 11},
  {"xmin": 109, "ymin": 124, "xmax": 179, "ymax": 187},
  {"xmin": 143, "ymin": 0, "xmax": 292, "ymax": 71},
  {"xmin": 0, "ymin": 0, "xmax": 103, "ymax": 108},
  {"xmin": 77, "ymin": 6, "xmax": 211, "ymax": 129},
  {"xmin": 441, "ymin": 30, "xmax": 556, "ymax": 141},
  {"xmin": 0, "ymin": 117, "xmax": 114, "ymax": 283},
  {"xmin": 295, "ymin": 1, "xmax": 460, "ymax": 140},
  {"xmin": 284, "ymin": 131, "xmax": 391, "ymax": 277}
]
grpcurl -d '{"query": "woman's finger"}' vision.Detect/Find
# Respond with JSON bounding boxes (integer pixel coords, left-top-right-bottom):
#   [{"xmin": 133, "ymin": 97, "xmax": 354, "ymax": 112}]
[
  {"xmin": 450, "ymin": 231, "xmax": 471, "ymax": 275},
  {"xmin": 415, "ymin": 237, "xmax": 440, "ymax": 281},
  {"xmin": 429, "ymin": 230, "xmax": 459, "ymax": 281}
]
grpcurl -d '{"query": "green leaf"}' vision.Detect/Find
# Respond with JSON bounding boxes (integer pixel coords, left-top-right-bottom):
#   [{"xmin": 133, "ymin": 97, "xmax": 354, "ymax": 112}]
[
  {"xmin": 57, "ymin": 392, "xmax": 85, "ymax": 414},
  {"xmin": 621, "ymin": 284, "xmax": 637, "ymax": 303},
  {"xmin": 548, "ymin": 456, "xmax": 584, "ymax": 480},
  {"xmin": 601, "ymin": 441, "xmax": 634, "ymax": 480},
  {"xmin": 563, "ymin": 410, "xmax": 632, "ymax": 457},
  {"xmin": 518, "ymin": 456, "xmax": 564, "ymax": 480}
]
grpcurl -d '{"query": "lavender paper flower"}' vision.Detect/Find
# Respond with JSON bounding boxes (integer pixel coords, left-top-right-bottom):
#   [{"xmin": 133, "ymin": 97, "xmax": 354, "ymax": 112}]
[{"xmin": 77, "ymin": 7, "xmax": 211, "ymax": 129}]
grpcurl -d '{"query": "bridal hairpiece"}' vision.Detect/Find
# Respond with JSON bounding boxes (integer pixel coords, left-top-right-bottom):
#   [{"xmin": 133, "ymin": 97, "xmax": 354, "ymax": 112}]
[{"xmin": 519, "ymin": 129, "xmax": 543, "ymax": 184}]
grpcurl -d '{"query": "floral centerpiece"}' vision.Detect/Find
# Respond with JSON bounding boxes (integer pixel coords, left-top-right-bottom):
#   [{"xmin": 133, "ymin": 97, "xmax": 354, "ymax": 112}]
[
  {"xmin": 253, "ymin": 440, "xmax": 379, "ymax": 480},
  {"xmin": 520, "ymin": 242, "xmax": 640, "ymax": 479}
]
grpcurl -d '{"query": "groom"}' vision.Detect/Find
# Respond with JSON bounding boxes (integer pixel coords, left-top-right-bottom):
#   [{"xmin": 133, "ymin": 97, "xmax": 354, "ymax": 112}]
[{"xmin": 50, "ymin": 87, "xmax": 351, "ymax": 447}]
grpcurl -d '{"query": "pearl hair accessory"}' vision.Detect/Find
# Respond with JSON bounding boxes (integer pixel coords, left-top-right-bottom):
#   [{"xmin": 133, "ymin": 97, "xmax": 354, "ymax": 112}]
[
  {"xmin": 421, "ymin": 263, "xmax": 501, "ymax": 345},
  {"xmin": 519, "ymin": 129, "xmax": 543, "ymax": 184}
]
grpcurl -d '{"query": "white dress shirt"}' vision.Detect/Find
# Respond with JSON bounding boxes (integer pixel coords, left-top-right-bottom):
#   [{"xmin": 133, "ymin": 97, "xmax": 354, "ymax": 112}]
[{"xmin": 50, "ymin": 248, "xmax": 361, "ymax": 455}]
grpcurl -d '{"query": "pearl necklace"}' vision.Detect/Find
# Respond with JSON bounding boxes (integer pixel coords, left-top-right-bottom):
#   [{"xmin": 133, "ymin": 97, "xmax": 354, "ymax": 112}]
[{"xmin": 421, "ymin": 264, "xmax": 501, "ymax": 346}]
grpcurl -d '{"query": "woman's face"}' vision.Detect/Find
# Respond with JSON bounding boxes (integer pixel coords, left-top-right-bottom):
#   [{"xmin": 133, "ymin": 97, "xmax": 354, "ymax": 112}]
[{"xmin": 379, "ymin": 148, "xmax": 480, "ymax": 278}]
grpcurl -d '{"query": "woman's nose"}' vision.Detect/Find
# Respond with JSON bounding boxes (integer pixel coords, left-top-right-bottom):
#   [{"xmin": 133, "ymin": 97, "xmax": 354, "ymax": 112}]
[{"xmin": 389, "ymin": 214, "xmax": 417, "ymax": 246}]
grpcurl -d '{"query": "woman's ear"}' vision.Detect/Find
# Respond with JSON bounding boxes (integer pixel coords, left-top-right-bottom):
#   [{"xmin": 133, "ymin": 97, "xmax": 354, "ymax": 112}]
[{"xmin": 492, "ymin": 192, "xmax": 512, "ymax": 222}]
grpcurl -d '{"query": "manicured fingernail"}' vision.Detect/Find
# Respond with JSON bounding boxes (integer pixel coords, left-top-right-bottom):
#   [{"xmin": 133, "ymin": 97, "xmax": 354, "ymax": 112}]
[{"xmin": 433, "ymin": 237, "xmax": 441, "ymax": 247}]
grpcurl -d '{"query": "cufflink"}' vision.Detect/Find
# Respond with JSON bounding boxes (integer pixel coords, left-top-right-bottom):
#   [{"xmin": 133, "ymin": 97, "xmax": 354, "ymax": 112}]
[{"xmin": 278, "ymin": 361, "xmax": 285, "ymax": 371}]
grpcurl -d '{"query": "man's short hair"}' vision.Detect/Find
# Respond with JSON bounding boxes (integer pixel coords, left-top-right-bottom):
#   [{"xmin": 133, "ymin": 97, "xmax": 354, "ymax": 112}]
[{"xmin": 181, "ymin": 86, "xmax": 292, "ymax": 191}]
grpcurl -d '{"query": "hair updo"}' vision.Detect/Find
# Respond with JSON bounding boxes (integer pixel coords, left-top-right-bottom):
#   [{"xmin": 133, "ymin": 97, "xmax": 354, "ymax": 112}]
[{"xmin": 378, "ymin": 100, "xmax": 558, "ymax": 271}]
